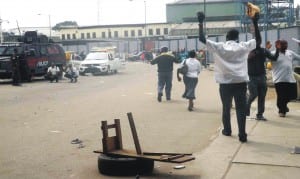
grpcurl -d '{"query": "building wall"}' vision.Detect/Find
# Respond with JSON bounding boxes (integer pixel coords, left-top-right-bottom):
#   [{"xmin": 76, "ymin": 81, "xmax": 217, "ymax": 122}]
[
  {"xmin": 166, "ymin": 1, "xmax": 242, "ymax": 23},
  {"xmin": 59, "ymin": 23, "xmax": 175, "ymax": 40}
]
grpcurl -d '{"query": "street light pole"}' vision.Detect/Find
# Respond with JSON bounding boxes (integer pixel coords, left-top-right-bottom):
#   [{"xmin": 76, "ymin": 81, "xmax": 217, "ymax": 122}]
[
  {"xmin": 38, "ymin": 13, "xmax": 51, "ymax": 40},
  {"xmin": 48, "ymin": 14, "xmax": 52, "ymax": 40},
  {"xmin": 144, "ymin": 0, "xmax": 147, "ymax": 38},
  {"xmin": 0, "ymin": 18, "xmax": 9, "ymax": 44},
  {"xmin": 144, "ymin": 0, "xmax": 147, "ymax": 51},
  {"xmin": 129, "ymin": 0, "xmax": 147, "ymax": 51}
]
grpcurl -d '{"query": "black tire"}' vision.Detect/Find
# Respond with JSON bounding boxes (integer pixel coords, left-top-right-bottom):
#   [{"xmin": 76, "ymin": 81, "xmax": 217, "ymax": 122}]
[
  {"xmin": 25, "ymin": 70, "xmax": 33, "ymax": 82},
  {"xmin": 79, "ymin": 72, "xmax": 85, "ymax": 76},
  {"xmin": 98, "ymin": 154, "xmax": 154, "ymax": 176}
]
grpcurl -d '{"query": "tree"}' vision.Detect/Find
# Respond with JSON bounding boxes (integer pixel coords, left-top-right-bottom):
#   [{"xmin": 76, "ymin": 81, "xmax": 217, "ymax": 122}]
[{"xmin": 52, "ymin": 21, "xmax": 78, "ymax": 30}]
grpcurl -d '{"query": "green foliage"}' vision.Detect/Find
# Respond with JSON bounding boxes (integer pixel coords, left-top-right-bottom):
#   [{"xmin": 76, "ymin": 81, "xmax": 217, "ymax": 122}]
[{"xmin": 52, "ymin": 21, "xmax": 78, "ymax": 30}]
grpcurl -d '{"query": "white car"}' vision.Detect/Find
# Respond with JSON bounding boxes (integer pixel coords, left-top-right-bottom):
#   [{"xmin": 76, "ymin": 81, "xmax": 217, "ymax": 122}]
[{"xmin": 79, "ymin": 52, "xmax": 125, "ymax": 75}]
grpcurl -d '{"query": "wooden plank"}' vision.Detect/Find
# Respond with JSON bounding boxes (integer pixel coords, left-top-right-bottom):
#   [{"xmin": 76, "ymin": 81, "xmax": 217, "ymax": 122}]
[
  {"xmin": 114, "ymin": 119, "xmax": 123, "ymax": 150},
  {"xmin": 99, "ymin": 149, "xmax": 195, "ymax": 163},
  {"xmin": 161, "ymin": 154, "xmax": 185, "ymax": 161},
  {"xmin": 143, "ymin": 152, "xmax": 193, "ymax": 156},
  {"xmin": 106, "ymin": 124, "xmax": 116, "ymax": 129},
  {"xmin": 105, "ymin": 136, "xmax": 118, "ymax": 151},
  {"xmin": 127, "ymin": 112, "xmax": 142, "ymax": 154},
  {"xmin": 101, "ymin": 121, "xmax": 108, "ymax": 153},
  {"xmin": 169, "ymin": 156, "xmax": 195, "ymax": 163}
]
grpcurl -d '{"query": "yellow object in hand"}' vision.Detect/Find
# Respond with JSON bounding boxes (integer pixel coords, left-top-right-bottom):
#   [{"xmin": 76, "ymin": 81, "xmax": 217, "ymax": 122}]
[
  {"xmin": 266, "ymin": 62, "xmax": 272, "ymax": 70},
  {"xmin": 247, "ymin": 2, "xmax": 260, "ymax": 18}
]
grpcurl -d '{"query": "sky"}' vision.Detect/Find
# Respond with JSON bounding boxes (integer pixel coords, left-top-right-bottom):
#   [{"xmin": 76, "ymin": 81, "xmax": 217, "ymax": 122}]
[
  {"xmin": 1, "ymin": 0, "xmax": 300, "ymax": 30},
  {"xmin": 0, "ymin": 0, "xmax": 176, "ymax": 30}
]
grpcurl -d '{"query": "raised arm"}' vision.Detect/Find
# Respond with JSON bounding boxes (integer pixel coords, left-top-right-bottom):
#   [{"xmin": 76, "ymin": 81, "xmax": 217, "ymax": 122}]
[
  {"xmin": 197, "ymin": 12, "xmax": 206, "ymax": 44},
  {"xmin": 265, "ymin": 48, "xmax": 279, "ymax": 61},
  {"xmin": 266, "ymin": 40, "xmax": 281, "ymax": 61},
  {"xmin": 252, "ymin": 13, "xmax": 261, "ymax": 48},
  {"xmin": 291, "ymin": 50, "xmax": 300, "ymax": 61}
]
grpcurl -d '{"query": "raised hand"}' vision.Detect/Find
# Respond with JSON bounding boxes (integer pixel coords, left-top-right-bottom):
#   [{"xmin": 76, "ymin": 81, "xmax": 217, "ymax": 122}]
[{"xmin": 197, "ymin": 12, "xmax": 205, "ymax": 23}]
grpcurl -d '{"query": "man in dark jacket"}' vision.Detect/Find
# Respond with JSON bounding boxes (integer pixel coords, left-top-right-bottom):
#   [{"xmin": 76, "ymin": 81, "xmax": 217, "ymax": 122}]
[
  {"xmin": 11, "ymin": 48, "xmax": 21, "ymax": 86},
  {"xmin": 246, "ymin": 41, "xmax": 280, "ymax": 121},
  {"xmin": 150, "ymin": 46, "xmax": 180, "ymax": 102}
]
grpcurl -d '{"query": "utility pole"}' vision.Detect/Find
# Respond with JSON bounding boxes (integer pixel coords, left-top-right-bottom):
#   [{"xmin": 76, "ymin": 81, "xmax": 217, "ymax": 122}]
[
  {"xmin": 37, "ymin": 14, "xmax": 51, "ymax": 40},
  {"xmin": 0, "ymin": 17, "xmax": 9, "ymax": 43}
]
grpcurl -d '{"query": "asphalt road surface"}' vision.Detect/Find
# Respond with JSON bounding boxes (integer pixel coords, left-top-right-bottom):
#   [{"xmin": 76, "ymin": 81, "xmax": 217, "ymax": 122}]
[{"xmin": 0, "ymin": 62, "xmax": 222, "ymax": 178}]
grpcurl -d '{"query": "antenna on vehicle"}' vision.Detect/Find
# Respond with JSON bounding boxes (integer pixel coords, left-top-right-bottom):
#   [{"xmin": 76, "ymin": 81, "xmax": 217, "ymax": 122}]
[{"xmin": 16, "ymin": 20, "xmax": 21, "ymax": 35}]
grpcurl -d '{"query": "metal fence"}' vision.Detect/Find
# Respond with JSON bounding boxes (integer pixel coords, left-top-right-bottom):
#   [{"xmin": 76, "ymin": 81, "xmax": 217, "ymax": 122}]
[{"xmin": 62, "ymin": 26, "xmax": 300, "ymax": 63}]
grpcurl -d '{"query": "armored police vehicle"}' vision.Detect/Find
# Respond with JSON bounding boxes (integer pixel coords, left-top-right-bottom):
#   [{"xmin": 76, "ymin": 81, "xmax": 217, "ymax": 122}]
[{"xmin": 0, "ymin": 31, "xmax": 66, "ymax": 81}]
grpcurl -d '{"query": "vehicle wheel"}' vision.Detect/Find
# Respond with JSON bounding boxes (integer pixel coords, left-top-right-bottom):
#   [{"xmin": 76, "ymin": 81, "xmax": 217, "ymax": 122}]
[
  {"xmin": 98, "ymin": 154, "xmax": 154, "ymax": 176},
  {"xmin": 79, "ymin": 72, "xmax": 85, "ymax": 76},
  {"xmin": 26, "ymin": 71, "xmax": 33, "ymax": 82},
  {"xmin": 20, "ymin": 65, "xmax": 33, "ymax": 82}
]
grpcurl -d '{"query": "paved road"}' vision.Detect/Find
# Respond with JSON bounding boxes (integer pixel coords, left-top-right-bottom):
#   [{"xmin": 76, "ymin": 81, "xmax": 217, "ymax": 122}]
[{"xmin": 0, "ymin": 62, "xmax": 222, "ymax": 178}]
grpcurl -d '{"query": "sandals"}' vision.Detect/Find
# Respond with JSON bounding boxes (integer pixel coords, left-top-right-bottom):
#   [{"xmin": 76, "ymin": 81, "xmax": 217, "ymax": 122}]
[{"xmin": 71, "ymin": 138, "xmax": 82, "ymax": 144}]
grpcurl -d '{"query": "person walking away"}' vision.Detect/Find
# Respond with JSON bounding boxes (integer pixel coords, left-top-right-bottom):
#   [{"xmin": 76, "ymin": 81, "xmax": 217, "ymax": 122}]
[
  {"xmin": 11, "ymin": 48, "xmax": 22, "ymax": 86},
  {"xmin": 270, "ymin": 40, "xmax": 300, "ymax": 117},
  {"xmin": 150, "ymin": 46, "xmax": 180, "ymax": 102},
  {"xmin": 177, "ymin": 50, "xmax": 201, "ymax": 111},
  {"xmin": 47, "ymin": 63, "xmax": 60, "ymax": 83},
  {"xmin": 64, "ymin": 64, "xmax": 78, "ymax": 82},
  {"xmin": 197, "ymin": 9, "xmax": 260, "ymax": 143},
  {"xmin": 197, "ymin": 49, "xmax": 206, "ymax": 68},
  {"xmin": 246, "ymin": 40, "xmax": 280, "ymax": 121}
]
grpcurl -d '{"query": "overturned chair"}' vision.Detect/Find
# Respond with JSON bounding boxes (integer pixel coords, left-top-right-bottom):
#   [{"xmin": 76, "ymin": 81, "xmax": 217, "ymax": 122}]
[{"xmin": 94, "ymin": 112, "xmax": 195, "ymax": 176}]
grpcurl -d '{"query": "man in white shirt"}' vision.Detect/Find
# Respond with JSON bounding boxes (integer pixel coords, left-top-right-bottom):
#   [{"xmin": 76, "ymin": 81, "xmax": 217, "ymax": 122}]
[
  {"xmin": 271, "ymin": 40, "xmax": 300, "ymax": 117},
  {"xmin": 47, "ymin": 63, "xmax": 60, "ymax": 83},
  {"xmin": 197, "ymin": 11, "xmax": 260, "ymax": 143},
  {"xmin": 65, "ymin": 64, "xmax": 78, "ymax": 83}
]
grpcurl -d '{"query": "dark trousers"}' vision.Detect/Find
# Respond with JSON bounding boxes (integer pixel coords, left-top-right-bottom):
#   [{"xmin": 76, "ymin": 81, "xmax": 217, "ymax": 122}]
[
  {"xmin": 246, "ymin": 75, "xmax": 267, "ymax": 116},
  {"xmin": 219, "ymin": 83, "xmax": 247, "ymax": 136},
  {"xmin": 157, "ymin": 72, "xmax": 173, "ymax": 99},
  {"xmin": 49, "ymin": 74, "xmax": 59, "ymax": 82},
  {"xmin": 12, "ymin": 69, "xmax": 21, "ymax": 85},
  {"xmin": 65, "ymin": 73, "xmax": 78, "ymax": 81},
  {"xmin": 183, "ymin": 76, "xmax": 198, "ymax": 99},
  {"xmin": 275, "ymin": 82, "xmax": 297, "ymax": 114}
]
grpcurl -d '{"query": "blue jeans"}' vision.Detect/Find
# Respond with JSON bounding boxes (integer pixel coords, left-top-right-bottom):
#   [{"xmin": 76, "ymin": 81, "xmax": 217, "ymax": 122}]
[
  {"xmin": 157, "ymin": 72, "xmax": 173, "ymax": 99},
  {"xmin": 219, "ymin": 83, "xmax": 247, "ymax": 136},
  {"xmin": 247, "ymin": 75, "xmax": 267, "ymax": 117}
]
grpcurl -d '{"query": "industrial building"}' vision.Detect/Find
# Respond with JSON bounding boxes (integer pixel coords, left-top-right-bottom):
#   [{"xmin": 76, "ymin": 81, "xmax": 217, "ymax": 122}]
[{"xmin": 167, "ymin": 0, "xmax": 296, "ymax": 36}]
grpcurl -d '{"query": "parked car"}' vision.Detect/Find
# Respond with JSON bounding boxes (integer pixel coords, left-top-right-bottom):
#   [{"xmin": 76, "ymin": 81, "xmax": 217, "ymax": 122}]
[
  {"xmin": 79, "ymin": 51, "xmax": 125, "ymax": 75},
  {"xmin": 127, "ymin": 51, "xmax": 153, "ymax": 62}
]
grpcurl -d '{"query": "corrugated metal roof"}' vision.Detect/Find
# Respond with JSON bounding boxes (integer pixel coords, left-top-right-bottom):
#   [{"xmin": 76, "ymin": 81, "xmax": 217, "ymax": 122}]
[
  {"xmin": 169, "ymin": 0, "xmax": 234, "ymax": 4},
  {"xmin": 173, "ymin": 21, "xmax": 239, "ymax": 29}
]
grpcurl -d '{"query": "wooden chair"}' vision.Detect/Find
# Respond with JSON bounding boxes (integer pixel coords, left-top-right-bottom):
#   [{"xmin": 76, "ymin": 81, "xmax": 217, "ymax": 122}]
[{"xmin": 95, "ymin": 112, "xmax": 195, "ymax": 163}]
